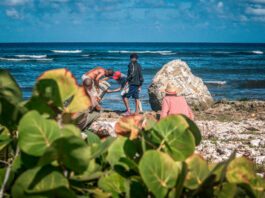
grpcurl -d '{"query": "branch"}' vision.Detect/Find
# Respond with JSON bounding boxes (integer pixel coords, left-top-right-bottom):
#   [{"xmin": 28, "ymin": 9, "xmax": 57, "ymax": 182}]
[{"xmin": 0, "ymin": 145, "xmax": 19, "ymax": 198}]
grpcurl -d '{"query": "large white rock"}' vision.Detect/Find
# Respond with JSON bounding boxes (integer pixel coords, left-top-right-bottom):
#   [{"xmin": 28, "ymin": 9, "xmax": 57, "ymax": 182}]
[{"xmin": 148, "ymin": 59, "xmax": 213, "ymax": 111}]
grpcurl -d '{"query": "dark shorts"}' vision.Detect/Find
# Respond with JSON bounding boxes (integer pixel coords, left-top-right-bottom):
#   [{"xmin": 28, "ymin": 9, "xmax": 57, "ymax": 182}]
[{"xmin": 124, "ymin": 85, "xmax": 139, "ymax": 99}]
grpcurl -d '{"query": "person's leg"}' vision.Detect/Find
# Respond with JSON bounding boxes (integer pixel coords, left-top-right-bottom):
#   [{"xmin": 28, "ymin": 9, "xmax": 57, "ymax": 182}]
[
  {"xmin": 135, "ymin": 99, "xmax": 140, "ymax": 114},
  {"xmin": 123, "ymin": 97, "xmax": 131, "ymax": 113}
]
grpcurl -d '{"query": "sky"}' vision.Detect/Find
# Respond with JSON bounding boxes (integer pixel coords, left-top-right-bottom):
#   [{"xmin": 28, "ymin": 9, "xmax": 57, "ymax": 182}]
[{"xmin": 0, "ymin": 0, "xmax": 265, "ymax": 42}]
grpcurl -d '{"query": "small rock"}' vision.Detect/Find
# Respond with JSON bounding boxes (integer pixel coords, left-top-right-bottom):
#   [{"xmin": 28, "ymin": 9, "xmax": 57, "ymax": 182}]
[{"xmin": 250, "ymin": 139, "xmax": 261, "ymax": 147}]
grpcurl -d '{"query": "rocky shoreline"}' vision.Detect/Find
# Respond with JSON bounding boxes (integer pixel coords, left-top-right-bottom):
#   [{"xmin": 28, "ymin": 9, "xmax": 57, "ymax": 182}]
[{"xmin": 89, "ymin": 100, "xmax": 265, "ymax": 175}]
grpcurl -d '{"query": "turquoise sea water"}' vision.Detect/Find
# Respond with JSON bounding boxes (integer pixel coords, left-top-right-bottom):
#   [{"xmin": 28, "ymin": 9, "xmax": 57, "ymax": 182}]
[{"xmin": 0, "ymin": 42, "xmax": 264, "ymax": 111}]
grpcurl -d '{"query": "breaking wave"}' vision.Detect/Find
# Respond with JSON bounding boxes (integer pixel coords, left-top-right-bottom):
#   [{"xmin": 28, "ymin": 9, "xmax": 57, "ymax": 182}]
[
  {"xmin": 15, "ymin": 55, "xmax": 47, "ymax": 58},
  {"xmin": 51, "ymin": 50, "xmax": 82, "ymax": 53},
  {"xmin": 205, "ymin": 81, "xmax": 227, "ymax": 85},
  {"xmin": 0, "ymin": 57, "xmax": 53, "ymax": 61},
  {"xmin": 108, "ymin": 50, "xmax": 174, "ymax": 55},
  {"xmin": 252, "ymin": 50, "xmax": 263, "ymax": 55}
]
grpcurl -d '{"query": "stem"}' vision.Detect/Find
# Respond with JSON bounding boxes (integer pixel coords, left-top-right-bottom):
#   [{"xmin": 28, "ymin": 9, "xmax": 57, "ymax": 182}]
[{"xmin": 0, "ymin": 146, "xmax": 19, "ymax": 198}]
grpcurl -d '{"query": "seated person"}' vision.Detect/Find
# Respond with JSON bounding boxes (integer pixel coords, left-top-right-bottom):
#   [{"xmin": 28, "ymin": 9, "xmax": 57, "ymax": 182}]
[{"xmin": 160, "ymin": 82, "xmax": 194, "ymax": 120}]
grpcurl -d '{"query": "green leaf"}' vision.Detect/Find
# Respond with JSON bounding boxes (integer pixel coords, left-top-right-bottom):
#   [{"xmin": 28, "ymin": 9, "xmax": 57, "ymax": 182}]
[
  {"xmin": 0, "ymin": 134, "xmax": 12, "ymax": 151},
  {"xmin": 182, "ymin": 115, "xmax": 201, "ymax": 145},
  {"xmin": 124, "ymin": 179, "xmax": 148, "ymax": 198},
  {"xmin": 0, "ymin": 97, "xmax": 26, "ymax": 131},
  {"xmin": 107, "ymin": 137, "xmax": 137, "ymax": 168},
  {"xmin": 11, "ymin": 166, "xmax": 72, "ymax": 198},
  {"xmin": 153, "ymin": 115, "xmax": 196, "ymax": 161},
  {"xmin": 184, "ymin": 154, "xmax": 210, "ymax": 190},
  {"xmin": 61, "ymin": 124, "xmax": 82, "ymax": 138},
  {"xmin": 226, "ymin": 157, "xmax": 255, "ymax": 184},
  {"xmin": 139, "ymin": 150, "xmax": 181, "ymax": 198},
  {"xmin": 90, "ymin": 137, "xmax": 115, "ymax": 159},
  {"xmin": 85, "ymin": 130, "xmax": 100, "ymax": 147},
  {"xmin": 18, "ymin": 110, "xmax": 60, "ymax": 156},
  {"xmin": 214, "ymin": 183, "xmax": 237, "ymax": 198},
  {"xmin": 38, "ymin": 136, "xmax": 90, "ymax": 173},
  {"xmin": 98, "ymin": 172, "xmax": 126, "ymax": 195},
  {"xmin": 0, "ymin": 69, "xmax": 22, "ymax": 104}
]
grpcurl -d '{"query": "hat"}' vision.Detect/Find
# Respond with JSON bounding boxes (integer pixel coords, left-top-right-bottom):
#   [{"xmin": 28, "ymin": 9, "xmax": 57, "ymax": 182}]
[
  {"xmin": 112, "ymin": 71, "xmax": 121, "ymax": 80},
  {"xmin": 130, "ymin": 53, "xmax": 138, "ymax": 59},
  {"xmin": 165, "ymin": 82, "xmax": 183, "ymax": 94}
]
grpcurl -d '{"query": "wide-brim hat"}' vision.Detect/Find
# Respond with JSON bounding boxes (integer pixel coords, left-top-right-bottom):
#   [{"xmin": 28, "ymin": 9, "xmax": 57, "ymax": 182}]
[{"xmin": 165, "ymin": 82, "xmax": 183, "ymax": 94}]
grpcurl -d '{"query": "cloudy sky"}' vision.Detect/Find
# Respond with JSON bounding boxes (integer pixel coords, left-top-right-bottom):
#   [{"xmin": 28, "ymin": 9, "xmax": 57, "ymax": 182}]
[{"xmin": 0, "ymin": 0, "xmax": 265, "ymax": 42}]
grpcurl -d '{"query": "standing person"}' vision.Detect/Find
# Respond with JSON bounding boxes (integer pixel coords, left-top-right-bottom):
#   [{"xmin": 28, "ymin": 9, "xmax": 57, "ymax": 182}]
[
  {"xmin": 123, "ymin": 53, "xmax": 144, "ymax": 115},
  {"xmin": 160, "ymin": 82, "xmax": 194, "ymax": 120},
  {"xmin": 106, "ymin": 71, "xmax": 129, "ymax": 110}
]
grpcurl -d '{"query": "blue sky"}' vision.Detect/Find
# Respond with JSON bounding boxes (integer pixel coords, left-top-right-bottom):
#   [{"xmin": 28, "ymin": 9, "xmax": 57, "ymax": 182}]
[{"xmin": 0, "ymin": 0, "xmax": 265, "ymax": 42}]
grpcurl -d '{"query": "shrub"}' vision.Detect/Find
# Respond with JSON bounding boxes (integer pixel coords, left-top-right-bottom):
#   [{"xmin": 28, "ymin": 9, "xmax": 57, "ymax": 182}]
[{"xmin": 0, "ymin": 69, "xmax": 264, "ymax": 198}]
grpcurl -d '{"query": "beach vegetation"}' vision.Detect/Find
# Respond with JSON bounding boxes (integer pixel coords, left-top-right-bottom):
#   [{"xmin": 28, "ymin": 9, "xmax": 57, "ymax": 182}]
[{"xmin": 0, "ymin": 69, "xmax": 264, "ymax": 198}]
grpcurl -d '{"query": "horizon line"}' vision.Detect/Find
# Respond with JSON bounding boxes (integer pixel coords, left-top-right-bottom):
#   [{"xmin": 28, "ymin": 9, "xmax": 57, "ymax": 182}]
[{"xmin": 0, "ymin": 41, "xmax": 265, "ymax": 44}]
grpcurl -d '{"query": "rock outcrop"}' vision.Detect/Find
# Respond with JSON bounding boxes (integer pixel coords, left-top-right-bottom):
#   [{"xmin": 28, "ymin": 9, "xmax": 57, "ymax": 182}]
[{"xmin": 148, "ymin": 59, "xmax": 213, "ymax": 111}]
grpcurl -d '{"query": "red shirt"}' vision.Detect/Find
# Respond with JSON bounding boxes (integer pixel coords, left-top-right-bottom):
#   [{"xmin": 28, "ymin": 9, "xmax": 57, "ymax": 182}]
[{"xmin": 161, "ymin": 96, "xmax": 194, "ymax": 120}]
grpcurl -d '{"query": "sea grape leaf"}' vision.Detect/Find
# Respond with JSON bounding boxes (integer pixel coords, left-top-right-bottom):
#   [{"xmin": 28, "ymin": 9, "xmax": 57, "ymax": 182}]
[
  {"xmin": 152, "ymin": 115, "xmax": 196, "ymax": 161},
  {"xmin": 0, "ymin": 134, "xmax": 12, "ymax": 151},
  {"xmin": 181, "ymin": 115, "xmax": 201, "ymax": 145},
  {"xmin": 139, "ymin": 150, "xmax": 181, "ymax": 198},
  {"xmin": 214, "ymin": 182, "xmax": 237, "ymax": 198},
  {"xmin": 226, "ymin": 157, "xmax": 255, "ymax": 184},
  {"xmin": 61, "ymin": 124, "xmax": 82, "ymax": 138},
  {"xmin": 11, "ymin": 166, "xmax": 72, "ymax": 198},
  {"xmin": 98, "ymin": 172, "xmax": 126, "ymax": 195},
  {"xmin": 18, "ymin": 110, "xmax": 60, "ymax": 156},
  {"xmin": 37, "ymin": 68, "xmax": 91, "ymax": 113},
  {"xmin": 0, "ymin": 97, "xmax": 26, "ymax": 131},
  {"xmin": 85, "ymin": 130, "xmax": 100, "ymax": 147},
  {"xmin": 184, "ymin": 154, "xmax": 210, "ymax": 190},
  {"xmin": 107, "ymin": 137, "xmax": 137, "ymax": 168},
  {"xmin": 89, "ymin": 137, "xmax": 115, "ymax": 159},
  {"xmin": 38, "ymin": 136, "xmax": 90, "ymax": 173},
  {"xmin": 0, "ymin": 69, "xmax": 22, "ymax": 104}
]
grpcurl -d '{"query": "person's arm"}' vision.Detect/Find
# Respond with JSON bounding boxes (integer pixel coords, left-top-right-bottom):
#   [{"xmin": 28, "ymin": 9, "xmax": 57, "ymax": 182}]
[
  {"xmin": 107, "ymin": 86, "xmax": 122, "ymax": 93},
  {"xmin": 95, "ymin": 71, "xmax": 105, "ymax": 92},
  {"xmin": 127, "ymin": 63, "xmax": 133, "ymax": 82},
  {"xmin": 100, "ymin": 77, "xmax": 109, "ymax": 82},
  {"xmin": 138, "ymin": 64, "xmax": 144, "ymax": 93},
  {"xmin": 160, "ymin": 98, "xmax": 169, "ymax": 119}
]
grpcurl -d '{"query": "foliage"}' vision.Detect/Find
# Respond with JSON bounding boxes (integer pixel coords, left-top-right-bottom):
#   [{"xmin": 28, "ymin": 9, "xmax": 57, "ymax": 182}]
[{"xmin": 0, "ymin": 69, "xmax": 264, "ymax": 198}]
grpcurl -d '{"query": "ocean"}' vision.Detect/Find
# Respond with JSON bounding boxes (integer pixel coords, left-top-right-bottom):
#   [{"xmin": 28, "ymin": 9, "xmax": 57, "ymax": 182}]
[{"xmin": 0, "ymin": 42, "xmax": 264, "ymax": 111}]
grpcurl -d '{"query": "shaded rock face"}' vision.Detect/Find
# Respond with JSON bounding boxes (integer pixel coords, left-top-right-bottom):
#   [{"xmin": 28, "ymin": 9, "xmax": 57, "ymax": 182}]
[{"xmin": 148, "ymin": 59, "xmax": 213, "ymax": 111}]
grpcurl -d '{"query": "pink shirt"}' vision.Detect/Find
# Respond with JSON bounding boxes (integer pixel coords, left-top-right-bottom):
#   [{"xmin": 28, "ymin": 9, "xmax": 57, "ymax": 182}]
[{"xmin": 160, "ymin": 96, "xmax": 194, "ymax": 120}]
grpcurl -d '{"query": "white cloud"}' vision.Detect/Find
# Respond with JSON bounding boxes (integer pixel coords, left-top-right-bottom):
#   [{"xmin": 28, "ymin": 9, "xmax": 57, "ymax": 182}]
[
  {"xmin": 217, "ymin": 1, "xmax": 223, "ymax": 8},
  {"xmin": 4, "ymin": 0, "xmax": 31, "ymax": 6},
  {"xmin": 246, "ymin": 7, "xmax": 265, "ymax": 15},
  {"xmin": 6, "ymin": 8, "xmax": 19, "ymax": 19}
]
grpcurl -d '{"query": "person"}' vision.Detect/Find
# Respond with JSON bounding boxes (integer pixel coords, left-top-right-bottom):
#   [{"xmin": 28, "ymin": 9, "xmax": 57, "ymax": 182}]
[
  {"xmin": 76, "ymin": 78, "xmax": 102, "ymax": 130},
  {"xmin": 82, "ymin": 67, "xmax": 114, "ymax": 94},
  {"xmin": 123, "ymin": 53, "xmax": 144, "ymax": 115},
  {"xmin": 160, "ymin": 82, "xmax": 194, "ymax": 120},
  {"xmin": 106, "ymin": 71, "xmax": 128, "ymax": 110}
]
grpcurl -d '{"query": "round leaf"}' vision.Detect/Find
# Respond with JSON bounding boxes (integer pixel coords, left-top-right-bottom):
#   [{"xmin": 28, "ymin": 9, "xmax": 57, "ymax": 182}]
[
  {"xmin": 139, "ymin": 150, "xmax": 181, "ymax": 198},
  {"xmin": 18, "ymin": 110, "xmax": 60, "ymax": 156}
]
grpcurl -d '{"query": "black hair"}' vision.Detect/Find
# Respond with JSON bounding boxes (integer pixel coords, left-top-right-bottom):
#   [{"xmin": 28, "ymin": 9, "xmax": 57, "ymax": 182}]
[
  {"xmin": 130, "ymin": 53, "xmax": 138, "ymax": 59},
  {"xmin": 106, "ymin": 69, "xmax": 114, "ymax": 76}
]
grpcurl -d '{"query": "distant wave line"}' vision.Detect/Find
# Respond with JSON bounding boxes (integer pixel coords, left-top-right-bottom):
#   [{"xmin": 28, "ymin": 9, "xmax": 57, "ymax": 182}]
[
  {"xmin": 252, "ymin": 50, "xmax": 263, "ymax": 55},
  {"xmin": 51, "ymin": 50, "xmax": 83, "ymax": 53},
  {"xmin": 0, "ymin": 57, "xmax": 53, "ymax": 61},
  {"xmin": 15, "ymin": 55, "xmax": 47, "ymax": 58},
  {"xmin": 108, "ymin": 50, "xmax": 173, "ymax": 54},
  {"xmin": 205, "ymin": 81, "xmax": 227, "ymax": 85}
]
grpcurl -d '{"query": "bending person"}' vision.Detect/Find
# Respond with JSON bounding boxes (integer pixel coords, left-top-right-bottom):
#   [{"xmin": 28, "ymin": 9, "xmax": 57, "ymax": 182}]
[{"xmin": 160, "ymin": 82, "xmax": 194, "ymax": 120}]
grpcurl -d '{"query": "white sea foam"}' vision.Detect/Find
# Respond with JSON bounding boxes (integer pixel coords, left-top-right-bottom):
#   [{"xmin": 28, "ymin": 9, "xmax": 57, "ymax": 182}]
[
  {"xmin": 0, "ymin": 57, "xmax": 53, "ymax": 61},
  {"xmin": 15, "ymin": 55, "xmax": 47, "ymax": 58},
  {"xmin": 252, "ymin": 50, "xmax": 263, "ymax": 55},
  {"xmin": 82, "ymin": 55, "xmax": 90, "ymax": 57},
  {"xmin": 205, "ymin": 81, "xmax": 227, "ymax": 85},
  {"xmin": 51, "ymin": 50, "xmax": 82, "ymax": 53},
  {"xmin": 108, "ymin": 50, "xmax": 173, "ymax": 55}
]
